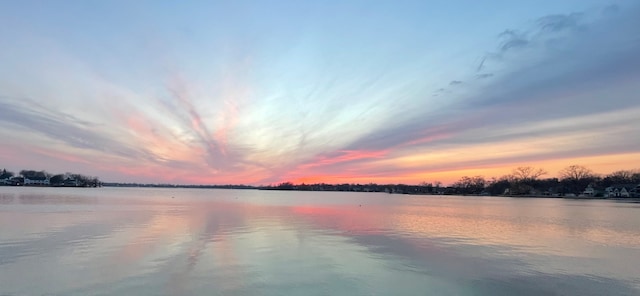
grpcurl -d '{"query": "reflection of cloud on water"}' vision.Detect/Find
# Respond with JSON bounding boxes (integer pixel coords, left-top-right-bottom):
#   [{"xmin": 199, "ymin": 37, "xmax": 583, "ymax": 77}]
[
  {"xmin": 340, "ymin": 231, "xmax": 640, "ymax": 296},
  {"xmin": 471, "ymin": 273, "xmax": 639, "ymax": 296},
  {"xmin": 0, "ymin": 222, "xmax": 116, "ymax": 266},
  {"xmin": 291, "ymin": 205, "xmax": 385, "ymax": 234},
  {"xmin": 166, "ymin": 202, "xmax": 251, "ymax": 295},
  {"xmin": 284, "ymin": 199, "xmax": 640, "ymax": 295},
  {"xmin": 4, "ymin": 190, "xmax": 639, "ymax": 295}
]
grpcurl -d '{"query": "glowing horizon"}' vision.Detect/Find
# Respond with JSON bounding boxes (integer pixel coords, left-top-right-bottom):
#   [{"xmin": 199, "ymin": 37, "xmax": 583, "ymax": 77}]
[{"xmin": 1, "ymin": 1, "xmax": 639, "ymax": 186}]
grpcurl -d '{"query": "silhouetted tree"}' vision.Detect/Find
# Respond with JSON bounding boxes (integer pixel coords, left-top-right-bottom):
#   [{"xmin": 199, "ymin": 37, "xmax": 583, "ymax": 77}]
[
  {"xmin": 505, "ymin": 167, "xmax": 548, "ymax": 195},
  {"xmin": 0, "ymin": 169, "xmax": 14, "ymax": 179},
  {"xmin": 419, "ymin": 181, "xmax": 434, "ymax": 194},
  {"xmin": 50, "ymin": 174, "xmax": 65, "ymax": 185},
  {"xmin": 276, "ymin": 182, "xmax": 294, "ymax": 190},
  {"xmin": 486, "ymin": 176, "xmax": 511, "ymax": 195},
  {"xmin": 559, "ymin": 165, "xmax": 597, "ymax": 194},
  {"xmin": 512, "ymin": 166, "xmax": 548, "ymax": 182},
  {"xmin": 633, "ymin": 171, "xmax": 640, "ymax": 184},
  {"xmin": 453, "ymin": 175, "xmax": 486, "ymax": 194},
  {"xmin": 559, "ymin": 165, "xmax": 594, "ymax": 181},
  {"xmin": 601, "ymin": 170, "xmax": 637, "ymax": 187}
]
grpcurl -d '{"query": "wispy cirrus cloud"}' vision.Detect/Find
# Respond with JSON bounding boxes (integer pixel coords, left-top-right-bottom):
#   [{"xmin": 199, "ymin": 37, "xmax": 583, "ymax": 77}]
[
  {"xmin": 0, "ymin": 96, "xmax": 147, "ymax": 160},
  {"xmin": 498, "ymin": 30, "xmax": 530, "ymax": 52},
  {"xmin": 268, "ymin": 2, "xmax": 640, "ymax": 183}
]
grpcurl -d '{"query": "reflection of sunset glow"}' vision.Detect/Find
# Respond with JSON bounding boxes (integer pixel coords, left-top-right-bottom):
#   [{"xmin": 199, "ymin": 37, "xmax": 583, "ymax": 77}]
[
  {"xmin": 3, "ymin": 189, "xmax": 639, "ymax": 295},
  {"xmin": 290, "ymin": 199, "xmax": 640, "ymax": 253},
  {"xmin": 112, "ymin": 207, "xmax": 193, "ymax": 264},
  {"xmin": 291, "ymin": 205, "xmax": 387, "ymax": 234},
  {"xmin": 388, "ymin": 204, "xmax": 640, "ymax": 252}
]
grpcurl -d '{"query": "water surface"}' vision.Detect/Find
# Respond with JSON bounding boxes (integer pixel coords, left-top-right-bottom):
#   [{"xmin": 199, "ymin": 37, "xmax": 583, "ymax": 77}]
[{"xmin": 1, "ymin": 187, "xmax": 639, "ymax": 295}]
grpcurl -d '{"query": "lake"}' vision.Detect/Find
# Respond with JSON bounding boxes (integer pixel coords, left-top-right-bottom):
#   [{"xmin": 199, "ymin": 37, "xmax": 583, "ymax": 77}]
[{"xmin": 1, "ymin": 187, "xmax": 639, "ymax": 295}]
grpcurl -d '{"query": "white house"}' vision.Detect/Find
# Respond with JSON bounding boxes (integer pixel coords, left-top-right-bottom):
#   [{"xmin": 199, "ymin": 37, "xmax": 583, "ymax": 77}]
[
  {"xmin": 24, "ymin": 177, "xmax": 50, "ymax": 186},
  {"xmin": 605, "ymin": 186, "xmax": 630, "ymax": 198},
  {"xmin": 582, "ymin": 185, "xmax": 596, "ymax": 197}
]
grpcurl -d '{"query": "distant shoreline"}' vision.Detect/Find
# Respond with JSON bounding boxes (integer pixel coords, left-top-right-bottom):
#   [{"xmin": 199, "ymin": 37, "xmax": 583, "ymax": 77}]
[{"xmin": 3, "ymin": 184, "xmax": 639, "ymax": 202}]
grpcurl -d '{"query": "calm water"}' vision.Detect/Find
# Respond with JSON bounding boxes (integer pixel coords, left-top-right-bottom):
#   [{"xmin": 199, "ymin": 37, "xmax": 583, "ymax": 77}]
[{"xmin": 1, "ymin": 187, "xmax": 639, "ymax": 295}]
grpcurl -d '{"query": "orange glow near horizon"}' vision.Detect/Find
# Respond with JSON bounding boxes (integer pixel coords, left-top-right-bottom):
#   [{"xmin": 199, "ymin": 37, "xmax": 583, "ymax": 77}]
[
  {"xmin": 276, "ymin": 152, "xmax": 640, "ymax": 186},
  {"xmin": 11, "ymin": 141, "xmax": 637, "ymax": 186},
  {"xmin": 3, "ymin": 99, "xmax": 638, "ymax": 186},
  {"xmin": 71, "ymin": 148, "xmax": 639, "ymax": 186}
]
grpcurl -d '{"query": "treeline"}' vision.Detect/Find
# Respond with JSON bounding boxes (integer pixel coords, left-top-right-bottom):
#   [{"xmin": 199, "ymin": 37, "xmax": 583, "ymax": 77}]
[
  {"xmin": 0, "ymin": 168, "xmax": 101, "ymax": 187},
  {"xmin": 3, "ymin": 165, "xmax": 638, "ymax": 196},
  {"xmin": 265, "ymin": 165, "xmax": 640, "ymax": 197},
  {"xmin": 260, "ymin": 182, "xmax": 431, "ymax": 194},
  {"xmin": 102, "ymin": 182, "xmax": 254, "ymax": 189},
  {"xmin": 454, "ymin": 165, "xmax": 640, "ymax": 196}
]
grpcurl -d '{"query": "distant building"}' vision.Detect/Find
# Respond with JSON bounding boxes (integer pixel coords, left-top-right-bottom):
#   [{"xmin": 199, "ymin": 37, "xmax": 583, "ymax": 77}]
[
  {"xmin": 582, "ymin": 185, "xmax": 596, "ymax": 197},
  {"xmin": 9, "ymin": 177, "xmax": 24, "ymax": 186},
  {"xmin": 64, "ymin": 178, "xmax": 80, "ymax": 187},
  {"xmin": 24, "ymin": 176, "xmax": 50, "ymax": 186},
  {"xmin": 604, "ymin": 185, "xmax": 634, "ymax": 198}
]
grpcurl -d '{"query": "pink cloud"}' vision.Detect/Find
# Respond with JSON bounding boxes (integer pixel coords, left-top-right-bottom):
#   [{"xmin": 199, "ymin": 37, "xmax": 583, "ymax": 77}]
[{"xmin": 299, "ymin": 149, "xmax": 391, "ymax": 170}]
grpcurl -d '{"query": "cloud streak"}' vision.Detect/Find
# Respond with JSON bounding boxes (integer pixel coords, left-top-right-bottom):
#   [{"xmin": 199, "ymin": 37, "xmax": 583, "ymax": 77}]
[{"xmin": 267, "ymin": 3, "xmax": 640, "ymax": 183}]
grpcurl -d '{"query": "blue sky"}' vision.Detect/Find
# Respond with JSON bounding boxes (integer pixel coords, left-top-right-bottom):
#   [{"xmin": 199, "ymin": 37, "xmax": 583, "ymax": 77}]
[{"xmin": 1, "ymin": 0, "xmax": 638, "ymax": 184}]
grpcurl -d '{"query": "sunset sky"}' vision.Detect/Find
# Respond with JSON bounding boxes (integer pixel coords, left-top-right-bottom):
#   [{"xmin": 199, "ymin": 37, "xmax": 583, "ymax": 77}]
[{"xmin": 1, "ymin": 0, "xmax": 639, "ymax": 185}]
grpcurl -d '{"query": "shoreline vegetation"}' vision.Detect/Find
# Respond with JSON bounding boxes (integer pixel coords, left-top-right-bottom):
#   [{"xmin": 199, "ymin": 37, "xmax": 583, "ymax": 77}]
[
  {"xmin": 1, "ymin": 169, "xmax": 100, "ymax": 187},
  {"xmin": 2, "ymin": 165, "xmax": 639, "ymax": 199}
]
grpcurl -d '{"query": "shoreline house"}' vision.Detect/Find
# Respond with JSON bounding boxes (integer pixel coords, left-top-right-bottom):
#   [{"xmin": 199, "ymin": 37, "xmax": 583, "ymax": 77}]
[
  {"xmin": 8, "ymin": 177, "xmax": 24, "ymax": 186},
  {"xmin": 24, "ymin": 176, "xmax": 50, "ymax": 186},
  {"xmin": 63, "ymin": 178, "xmax": 80, "ymax": 187},
  {"xmin": 582, "ymin": 185, "xmax": 596, "ymax": 197},
  {"xmin": 604, "ymin": 184, "xmax": 639, "ymax": 198}
]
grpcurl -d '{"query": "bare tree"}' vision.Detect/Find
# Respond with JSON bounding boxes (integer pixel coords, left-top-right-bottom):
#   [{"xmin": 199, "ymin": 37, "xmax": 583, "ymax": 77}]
[
  {"xmin": 608, "ymin": 170, "xmax": 633, "ymax": 180},
  {"xmin": 512, "ymin": 166, "xmax": 547, "ymax": 182},
  {"xmin": 603, "ymin": 169, "xmax": 640, "ymax": 186},
  {"xmin": 559, "ymin": 165, "xmax": 597, "ymax": 194},
  {"xmin": 453, "ymin": 175, "xmax": 486, "ymax": 194},
  {"xmin": 559, "ymin": 165, "xmax": 594, "ymax": 181}
]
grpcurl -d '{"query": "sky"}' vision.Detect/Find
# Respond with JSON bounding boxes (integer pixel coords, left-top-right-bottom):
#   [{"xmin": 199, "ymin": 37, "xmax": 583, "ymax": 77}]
[{"xmin": 1, "ymin": 0, "xmax": 639, "ymax": 185}]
